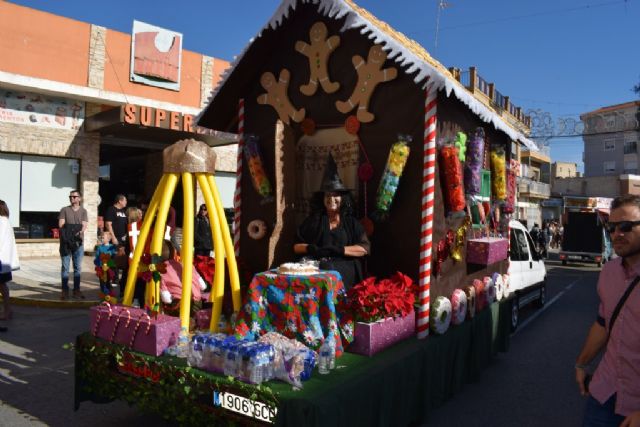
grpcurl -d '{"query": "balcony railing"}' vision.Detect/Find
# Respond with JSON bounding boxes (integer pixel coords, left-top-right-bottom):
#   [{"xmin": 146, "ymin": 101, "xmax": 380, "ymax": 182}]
[{"xmin": 517, "ymin": 177, "xmax": 551, "ymax": 198}]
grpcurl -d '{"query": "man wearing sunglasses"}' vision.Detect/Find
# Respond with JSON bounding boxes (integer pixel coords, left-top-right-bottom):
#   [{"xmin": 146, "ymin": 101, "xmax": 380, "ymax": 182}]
[
  {"xmin": 58, "ymin": 190, "xmax": 88, "ymax": 300},
  {"xmin": 575, "ymin": 195, "xmax": 640, "ymax": 427}
]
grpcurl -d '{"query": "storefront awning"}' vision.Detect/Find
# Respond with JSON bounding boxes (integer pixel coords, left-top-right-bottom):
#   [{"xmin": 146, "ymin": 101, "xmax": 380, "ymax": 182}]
[{"xmin": 85, "ymin": 104, "xmax": 237, "ymax": 147}]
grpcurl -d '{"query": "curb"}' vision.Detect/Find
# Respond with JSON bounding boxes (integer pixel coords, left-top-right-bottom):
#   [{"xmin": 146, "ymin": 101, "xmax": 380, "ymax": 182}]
[{"xmin": 9, "ymin": 296, "xmax": 100, "ymax": 309}]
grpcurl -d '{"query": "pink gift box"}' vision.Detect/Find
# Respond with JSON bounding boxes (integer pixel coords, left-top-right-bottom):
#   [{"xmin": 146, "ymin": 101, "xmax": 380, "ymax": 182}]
[
  {"xmin": 347, "ymin": 310, "xmax": 415, "ymax": 357},
  {"xmin": 466, "ymin": 237, "xmax": 508, "ymax": 265},
  {"xmin": 90, "ymin": 304, "xmax": 181, "ymax": 356}
]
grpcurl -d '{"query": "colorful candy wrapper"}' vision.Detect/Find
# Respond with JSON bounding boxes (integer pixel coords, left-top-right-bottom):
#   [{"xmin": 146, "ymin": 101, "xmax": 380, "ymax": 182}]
[
  {"xmin": 440, "ymin": 144, "xmax": 466, "ymax": 213},
  {"xmin": 244, "ymin": 135, "xmax": 273, "ymax": 203},
  {"xmin": 464, "ymin": 127, "xmax": 485, "ymax": 196},
  {"xmin": 490, "ymin": 147, "xmax": 506, "ymax": 201},
  {"xmin": 374, "ymin": 135, "xmax": 411, "ymax": 220}
]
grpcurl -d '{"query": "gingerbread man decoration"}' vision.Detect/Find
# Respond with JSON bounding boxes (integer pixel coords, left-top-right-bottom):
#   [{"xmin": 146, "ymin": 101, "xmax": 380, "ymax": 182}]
[
  {"xmin": 335, "ymin": 44, "xmax": 397, "ymax": 123},
  {"xmin": 257, "ymin": 69, "xmax": 305, "ymax": 125},
  {"xmin": 295, "ymin": 21, "xmax": 340, "ymax": 96}
]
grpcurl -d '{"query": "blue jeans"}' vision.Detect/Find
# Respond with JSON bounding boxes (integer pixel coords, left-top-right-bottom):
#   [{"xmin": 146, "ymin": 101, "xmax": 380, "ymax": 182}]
[
  {"xmin": 61, "ymin": 245, "xmax": 83, "ymax": 291},
  {"xmin": 583, "ymin": 394, "xmax": 625, "ymax": 427}
]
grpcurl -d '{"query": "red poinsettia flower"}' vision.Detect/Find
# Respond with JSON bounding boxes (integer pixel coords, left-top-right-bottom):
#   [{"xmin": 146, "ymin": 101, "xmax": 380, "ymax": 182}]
[{"xmin": 345, "ymin": 271, "xmax": 417, "ymax": 322}]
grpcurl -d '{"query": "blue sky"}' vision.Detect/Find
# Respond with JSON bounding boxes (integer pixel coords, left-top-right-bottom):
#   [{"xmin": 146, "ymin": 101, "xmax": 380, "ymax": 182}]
[{"xmin": 11, "ymin": 0, "xmax": 640, "ymax": 171}]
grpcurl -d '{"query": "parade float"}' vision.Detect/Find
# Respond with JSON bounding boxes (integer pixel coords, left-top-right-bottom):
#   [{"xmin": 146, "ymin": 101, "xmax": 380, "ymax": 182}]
[{"xmin": 75, "ymin": 0, "xmax": 538, "ymax": 425}]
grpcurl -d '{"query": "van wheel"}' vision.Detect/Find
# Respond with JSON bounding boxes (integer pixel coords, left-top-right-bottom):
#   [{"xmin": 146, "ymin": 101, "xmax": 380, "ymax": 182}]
[
  {"xmin": 562, "ymin": 260, "xmax": 567, "ymax": 266},
  {"xmin": 510, "ymin": 297, "xmax": 519, "ymax": 331},
  {"xmin": 536, "ymin": 283, "xmax": 546, "ymax": 308}
]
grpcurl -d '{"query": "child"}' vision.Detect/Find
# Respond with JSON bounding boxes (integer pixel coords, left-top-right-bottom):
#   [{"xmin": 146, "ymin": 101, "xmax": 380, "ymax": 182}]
[{"xmin": 94, "ymin": 231, "xmax": 117, "ymax": 294}]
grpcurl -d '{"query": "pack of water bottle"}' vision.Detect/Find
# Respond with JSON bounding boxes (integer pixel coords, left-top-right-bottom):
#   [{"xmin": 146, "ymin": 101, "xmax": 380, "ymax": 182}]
[{"xmin": 187, "ymin": 333, "xmax": 276, "ymax": 385}]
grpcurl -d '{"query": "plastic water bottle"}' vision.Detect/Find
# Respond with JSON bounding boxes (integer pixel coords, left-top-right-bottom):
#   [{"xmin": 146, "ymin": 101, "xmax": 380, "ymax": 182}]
[
  {"xmin": 328, "ymin": 336, "xmax": 336, "ymax": 370},
  {"xmin": 224, "ymin": 344, "xmax": 239, "ymax": 377},
  {"xmin": 249, "ymin": 349, "xmax": 263, "ymax": 385},
  {"xmin": 318, "ymin": 340, "xmax": 331, "ymax": 375},
  {"xmin": 187, "ymin": 333, "xmax": 205, "ymax": 367}
]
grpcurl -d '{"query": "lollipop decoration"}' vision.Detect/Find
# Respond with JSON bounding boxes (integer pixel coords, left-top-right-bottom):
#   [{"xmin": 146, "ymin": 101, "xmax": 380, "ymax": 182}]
[
  {"xmin": 244, "ymin": 135, "xmax": 273, "ymax": 203},
  {"xmin": 464, "ymin": 128, "xmax": 485, "ymax": 196},
  {"xmin": 374, "ymin": 135, "xmax": 411, "ymax": 220}
]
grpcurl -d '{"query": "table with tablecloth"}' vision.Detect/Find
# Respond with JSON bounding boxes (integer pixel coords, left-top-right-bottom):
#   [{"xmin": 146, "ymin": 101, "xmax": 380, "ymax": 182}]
[{"xmin": 233, "ymin": 270, "xmax": 354, "ymax": 356}]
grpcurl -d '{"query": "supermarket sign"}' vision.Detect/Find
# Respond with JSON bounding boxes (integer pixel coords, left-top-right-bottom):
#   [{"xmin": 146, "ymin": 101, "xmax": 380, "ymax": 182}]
[{"xmin": 213, "ymin": 390, "xmax": 277, "ymax": 424}]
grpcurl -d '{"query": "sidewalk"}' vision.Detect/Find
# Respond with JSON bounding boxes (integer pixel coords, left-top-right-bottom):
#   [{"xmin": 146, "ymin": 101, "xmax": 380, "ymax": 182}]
[{"xmin": 6, "ymin": 256, "xmax": 103, "ymax": 308}]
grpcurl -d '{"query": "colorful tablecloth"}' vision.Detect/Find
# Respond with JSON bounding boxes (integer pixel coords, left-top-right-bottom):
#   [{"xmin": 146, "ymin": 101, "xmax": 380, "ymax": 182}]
[{"xmin": 234, "ymin": 270, "xmax": 354, "ymax": 356}]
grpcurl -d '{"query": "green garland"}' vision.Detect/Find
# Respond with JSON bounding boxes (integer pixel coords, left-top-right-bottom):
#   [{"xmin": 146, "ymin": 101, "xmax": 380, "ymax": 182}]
[{"xmin": 75, "ymin": 333, "xmax": 279, "ymax": 426}]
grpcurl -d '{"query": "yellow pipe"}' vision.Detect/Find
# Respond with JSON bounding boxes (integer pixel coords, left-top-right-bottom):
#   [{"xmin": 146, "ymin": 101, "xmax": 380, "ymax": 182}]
[
  {"xmin": 197, "ymin": 174, "xmax": 226, "ymax": 332},
  {"xmin": 149, "ymin": 173, "xmax": 178, "ymax": 308},
  {"xmin": 207, "ymin": 174, "xmax": 242, "ymax": 312},
  {"xmin": 179, "ymin": 172, "xmax": 195, "ymax": 331},
  {"xmin": 123, "ymin": 174, "xmax": 166, "ymax": 306}
]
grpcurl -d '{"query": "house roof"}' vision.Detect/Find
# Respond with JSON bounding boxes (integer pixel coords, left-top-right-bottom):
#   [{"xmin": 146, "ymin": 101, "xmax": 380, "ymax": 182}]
[
  {"xmin": 197, "ymin": 0, "xmax": 537, "ymax": 149},
  {"xmin": 580, "ymin": 100, "xmax": 640, "ymax": 118}
]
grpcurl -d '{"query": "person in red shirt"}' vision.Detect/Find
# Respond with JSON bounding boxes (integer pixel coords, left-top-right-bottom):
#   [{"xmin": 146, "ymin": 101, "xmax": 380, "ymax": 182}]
[{"xmin": 576, "ymin": 195, "xmax": 640, "ymax": 427}]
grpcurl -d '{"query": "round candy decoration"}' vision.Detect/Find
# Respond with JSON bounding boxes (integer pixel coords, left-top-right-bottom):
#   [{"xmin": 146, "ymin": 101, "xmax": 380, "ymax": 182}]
[
  {"xmin": 492, "ymin": 272, "xmax": 504, "ymax": 301},
  {"xmin": 483, "ymin": 276, "xmax": 496, "ymax": 305},
  {"xmin": 451, "ymin": 289, "xmax": 468, "ymax": 325},
  {"xmin": 464, "ymin": 285, "xmax": 476, "ymax": 319},
  {"xmin": 473, "ymin": 279, "xmax": 486, "ymax": 312},
  {"xmin": 301, "ymin": 118, "xmax": 316, "ymax": 135},
  {"xmin": 247, "ymin": 219, "xmax": 268, "ymax": 240},
  {"xmin": 430, "ymin": 295, "xmax": 452, "ymax": 335},
  {"xmin": 345, "ymin": 115, "xmax": 361, "ymax": 135},
  {"xmin": 501, "ymin": 273, "xmax": 511, "ymax": 299}
]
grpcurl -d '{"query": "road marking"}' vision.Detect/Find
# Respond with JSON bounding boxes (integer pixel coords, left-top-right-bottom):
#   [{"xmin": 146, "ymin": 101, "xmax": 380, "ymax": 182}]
[{"xmin": 515, "ymin": 276, "xmax": 583, "ymax": 334}]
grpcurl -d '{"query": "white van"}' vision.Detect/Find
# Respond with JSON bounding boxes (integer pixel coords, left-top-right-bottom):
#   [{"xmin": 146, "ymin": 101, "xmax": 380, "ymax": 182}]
[{"xmin": 507, "ymin": 220, "xmax": 547, "ymax": 330}]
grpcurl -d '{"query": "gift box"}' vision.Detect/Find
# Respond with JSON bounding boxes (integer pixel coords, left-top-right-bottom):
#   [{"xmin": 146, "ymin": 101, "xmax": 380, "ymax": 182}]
[
  {"xmin": 347, "ymin": 310, "xmax": 415, "ymax": 357},
  {"xmin": 466, "ymin": 237, "xmax": 508, "ymax": 265},
  {"xmin": 90, "ymin": 304, "xmax": 181, "ymax": 356}
]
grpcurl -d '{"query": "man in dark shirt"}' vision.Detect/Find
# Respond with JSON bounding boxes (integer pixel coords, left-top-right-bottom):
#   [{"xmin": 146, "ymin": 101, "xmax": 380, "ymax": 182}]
[
  {"xmin": 104, "ymin": 194, "xmax": 128, "ymax": 295},
  {"xmin": 59, "ymin": 189, "xmax": 88, "ymax": 300}
]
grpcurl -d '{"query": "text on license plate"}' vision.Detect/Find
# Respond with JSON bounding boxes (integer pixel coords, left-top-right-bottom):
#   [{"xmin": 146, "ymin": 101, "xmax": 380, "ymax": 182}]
[
  {"xmin": 213, "ymin": 390, "xmax": 277, "ymax": 424},
  {"xmin": 568, "ymin": 255, "xmax": 582, "ymax": 260}
]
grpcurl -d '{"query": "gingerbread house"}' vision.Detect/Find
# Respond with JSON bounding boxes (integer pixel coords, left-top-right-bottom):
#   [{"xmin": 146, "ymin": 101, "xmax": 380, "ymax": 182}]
[{"xmin": 197, "ymin": 0, "xmax": 536, "ymax": 336}]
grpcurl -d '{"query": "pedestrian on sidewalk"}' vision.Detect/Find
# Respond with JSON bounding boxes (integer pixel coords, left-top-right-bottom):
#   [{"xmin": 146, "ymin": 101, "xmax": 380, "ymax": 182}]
[
  {"xmin": 104, "ymin": 194, "xmax": 128, "ymax": 297},
  {"xmin": 0, "ymin": 200, "xmax": 20, "ymax": 324},
  {"xmin": 59, "ymin": 190, "xmax": 88, "ymax": 300},
  {"xmin": 575, "ymin": 194, "xmax": 640, "ymax": 427}
]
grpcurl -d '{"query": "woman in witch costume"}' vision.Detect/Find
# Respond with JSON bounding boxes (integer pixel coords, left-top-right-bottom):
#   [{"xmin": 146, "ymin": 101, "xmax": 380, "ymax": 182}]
[{"xmin": 293, "ymin": 154, "xmax": 370, "ymax": 289}]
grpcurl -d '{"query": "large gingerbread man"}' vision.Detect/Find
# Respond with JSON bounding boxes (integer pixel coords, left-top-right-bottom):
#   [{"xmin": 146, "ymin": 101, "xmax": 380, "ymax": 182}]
[
  {"xmin": 335, "ymin": 44, "xmax": 397, "ymax": 123},
  {"xmin": 257, "ymin": 69, "xmax": 305, "ymax": 125},
  {"xmin": 295, "ymin": 21, "xmax": 340, "ymax": 96}
]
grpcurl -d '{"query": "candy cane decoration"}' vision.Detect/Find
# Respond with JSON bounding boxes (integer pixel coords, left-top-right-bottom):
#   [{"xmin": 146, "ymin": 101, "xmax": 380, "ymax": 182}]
[
  {"xmin": 92, "ymin": 302, "xmax": 112, "ymax": 336},
  {"xmin": 417, "ymin": 80, "xmax": 437, "ymax": 339},
  {"xmin": 233, "ymin": 98, "xmax": 245, "ymax": 257}
]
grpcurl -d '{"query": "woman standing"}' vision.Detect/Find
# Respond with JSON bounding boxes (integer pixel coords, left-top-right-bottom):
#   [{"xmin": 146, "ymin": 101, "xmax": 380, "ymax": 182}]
[
  {"xmin": 194, "ymin": 204, "xmax": 213, "ymax": 257},
  {"xmin": 0, "ymin": 200, "xmax": 20, "ymax": 325}
]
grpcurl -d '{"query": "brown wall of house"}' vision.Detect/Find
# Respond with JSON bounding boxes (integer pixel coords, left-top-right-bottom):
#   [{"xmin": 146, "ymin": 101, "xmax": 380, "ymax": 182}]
[{"xmin": 233, "ymin": 4, "xmax": 509, "ymax": 298}]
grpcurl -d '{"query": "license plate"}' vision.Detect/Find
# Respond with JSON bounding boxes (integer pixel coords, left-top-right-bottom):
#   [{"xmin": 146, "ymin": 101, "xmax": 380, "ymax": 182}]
[
  {"xmin": 213, "ymin": 390, "xmax": 277, "ymax": 424},
  {"xmin": 568, "ymin": 255, "xmax": 581, "ymax": 260}
]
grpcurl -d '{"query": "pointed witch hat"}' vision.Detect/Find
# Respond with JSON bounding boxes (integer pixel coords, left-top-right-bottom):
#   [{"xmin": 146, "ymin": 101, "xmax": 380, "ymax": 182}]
[{"xmin": 319, "ymin": 153, "xmax": 351, "ymax": 193}]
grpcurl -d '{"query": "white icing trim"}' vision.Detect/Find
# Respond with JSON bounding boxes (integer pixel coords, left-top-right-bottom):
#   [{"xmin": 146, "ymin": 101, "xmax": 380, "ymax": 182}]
[{"xmin": 196, "ymin": 0, "xmax": 536, "ymax": 150}]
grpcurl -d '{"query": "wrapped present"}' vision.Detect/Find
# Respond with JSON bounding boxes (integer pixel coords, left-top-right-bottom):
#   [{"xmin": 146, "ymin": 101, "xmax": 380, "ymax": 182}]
[
  {"xmin": 90, "ymin": 303, "xmax": 181, "ymax": 356},
  {"xmin": 347, "ymin": 310, "xmax": 415, "ymax": 357},
  {"xmin": 466, "ymin": 237, "xmax": 508, "ymax": 265}
]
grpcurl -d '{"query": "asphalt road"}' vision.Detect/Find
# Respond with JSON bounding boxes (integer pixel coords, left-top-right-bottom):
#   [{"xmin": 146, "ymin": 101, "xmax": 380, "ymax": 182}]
[{"xmin": 0, "ymin": 260, "xmax": 601, "ymax": 426}]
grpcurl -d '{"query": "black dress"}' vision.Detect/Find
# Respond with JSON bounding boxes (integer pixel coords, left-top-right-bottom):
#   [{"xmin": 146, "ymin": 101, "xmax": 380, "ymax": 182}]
[
  {"xmin": 194, "ymin": 216, "xmax": 213, "ymax": 256},
  {"xmin": 296, "ymin": 214, "xmax": 370, "ymax": 289}
]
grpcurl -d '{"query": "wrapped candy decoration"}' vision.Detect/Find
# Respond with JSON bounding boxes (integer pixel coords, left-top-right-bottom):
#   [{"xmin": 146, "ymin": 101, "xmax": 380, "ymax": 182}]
[
  {"xmin": 493, "ymin": 272, "xmax": 505, "ymax": 301},
  {"xmin": 451, "ymin": 289, "xmax": 467, "ymax": 325},
  {"xmin": 473, "ymin": 279, "xmax": 486, "ymax": 312},
  {"xmin": 464, "ymin": 284, "xmax": 476, "ymax": 319},
  {"xmin": 464, "ymin": 128, "xmax": 485, "ymax": 196},
  {"xmin": 244, "ymin": 135, "xmax": 273, "ymax": 202},
  {"xmin": 454, "ymin": 132, "xmax": 467, "ymax": 162},
  {"xmin": 374, "ymin": 135, "xmax": 411, "ymax": 220},
  {"xmin": 483, "ymin": 276, "xmax": 496, "ymax": 305},
  {"xmin": 440, "ymin": 144, "xmax": 466, "ymax": 213},
  {"xmin": 490, "ymin": 146, "xmax": 507, "ymax": 201},
  {"xmin": 430, "ymin": 295, "xmax": 452, "ymax": 335},
  {"xmin": 504, "ymin": 166, "xmax": 517, "ymax": 214}
]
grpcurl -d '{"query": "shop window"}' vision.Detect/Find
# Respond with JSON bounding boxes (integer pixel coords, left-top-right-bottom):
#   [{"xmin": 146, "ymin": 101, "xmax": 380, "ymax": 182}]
[{"xmin": 0, "ymin": 153, "xmax": 79, "ymax": 239}]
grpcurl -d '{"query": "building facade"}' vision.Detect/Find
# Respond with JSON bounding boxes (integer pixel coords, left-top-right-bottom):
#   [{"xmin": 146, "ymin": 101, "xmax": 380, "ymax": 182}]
[
  {"xmin": 581, "ymin": 101, "xmax": 640, "ymax": 177},
  {"xmin": 517, "ymin": 146, "xmax": 551, "ymax": 227},
  {"xmin": 0, "ymin": 2, "xmax": 233, "ymax": 257}
]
